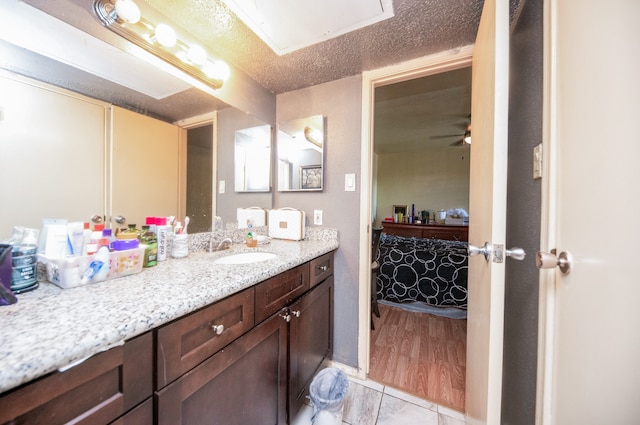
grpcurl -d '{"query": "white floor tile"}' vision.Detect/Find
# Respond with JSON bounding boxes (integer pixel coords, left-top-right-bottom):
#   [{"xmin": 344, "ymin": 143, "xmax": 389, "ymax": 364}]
[
  {"xmin": 383, "ymin": 386, "xmax": 437, "ymax": 411},
  {"xmin": 375, "ymin": 394, "xmax": 438, "ymax": 425}
]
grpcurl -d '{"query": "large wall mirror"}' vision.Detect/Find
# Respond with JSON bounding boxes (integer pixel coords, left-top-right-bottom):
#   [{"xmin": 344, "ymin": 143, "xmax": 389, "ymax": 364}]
[
  {"xmin": 277, "ymin": 115, "xmax": 324, "ymax": 191},
  {"xmin": 234, "ymin": 124, "xmax": 271, "ymax": 192}
]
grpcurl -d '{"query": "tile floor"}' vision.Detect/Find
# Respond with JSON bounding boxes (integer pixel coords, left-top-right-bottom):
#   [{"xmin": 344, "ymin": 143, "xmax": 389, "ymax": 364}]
[{"xmin": 292, "ymin": 375, "xmax": 466, "ymax": 425}]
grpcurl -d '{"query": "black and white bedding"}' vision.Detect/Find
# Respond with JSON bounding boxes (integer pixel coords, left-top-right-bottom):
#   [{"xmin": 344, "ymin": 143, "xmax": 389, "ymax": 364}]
[{"xmin": 375, "ymin": 233, "xmax": 468, "ymax": 309}]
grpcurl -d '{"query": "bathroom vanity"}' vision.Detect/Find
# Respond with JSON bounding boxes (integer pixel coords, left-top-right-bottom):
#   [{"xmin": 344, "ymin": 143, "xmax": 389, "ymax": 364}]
[{"xmin": 0, "ymin": 237, "xmax": 337, "ymax": 425}]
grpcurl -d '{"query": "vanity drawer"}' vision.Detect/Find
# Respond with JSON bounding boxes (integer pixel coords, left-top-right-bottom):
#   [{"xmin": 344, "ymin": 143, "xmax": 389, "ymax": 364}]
[
  {"xmin": 156, "ymin": 287, "xmax": 255, "ymax": 389},
  {"xmin": 255, "ymin": 264, "xmax": 309, "ymax": 323},
  {"xmin": 309, "ymin": 251, "xmax": 334, "ymax": 288},
  {"xmin": 0, "ymin": 332, "xmax": 152, "ymax": 425}
]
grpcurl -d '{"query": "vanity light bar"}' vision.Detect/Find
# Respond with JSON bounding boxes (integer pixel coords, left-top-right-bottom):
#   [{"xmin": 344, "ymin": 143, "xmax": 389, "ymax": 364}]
[{"xmin": 93, "ymin": 0, "xmax": 230, "ymax": 90}]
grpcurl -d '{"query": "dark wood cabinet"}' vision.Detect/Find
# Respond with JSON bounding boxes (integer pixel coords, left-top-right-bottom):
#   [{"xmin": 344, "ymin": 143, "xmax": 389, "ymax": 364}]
[
  {"xmin": 0, "ymin": 332, "xmax": 153, "ymax": 425},
  {"xmin": 155, "ymin": 312, "xmax": 288, "ymax": 425},
  {"xmin": 288, "ymin": 276, "xmax": 333, "ymax": 420},
  {"xmin": 382, "ymin": 221, "xmax": 469, "ymax": 241},
  {"xmin": 0, "ymin": 251, "xmax": 335, "ymax": 425}
]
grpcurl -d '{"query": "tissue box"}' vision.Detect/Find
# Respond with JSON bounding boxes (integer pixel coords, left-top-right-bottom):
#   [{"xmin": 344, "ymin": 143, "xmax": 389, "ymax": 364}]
[
  {"xmin": 42, "ymin": 247, "xmax": 144, "ymax": 289},
  {"xmin": 237, "ymin": 207, "xmax": 267, "ymax": 228},
  {"xmin": 268, "ymin": 208, "xmax": 305, "ymax": 241}
]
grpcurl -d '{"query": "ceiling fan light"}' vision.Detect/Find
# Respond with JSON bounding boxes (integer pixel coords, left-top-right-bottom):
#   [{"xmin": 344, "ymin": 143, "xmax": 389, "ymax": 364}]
[
  {"xmin": 464, "ymin": 131, "xmax": 471, "ymax": 144},
  {"xmin": 114, "ymin": 0, "xmax": 140, "ymax": 24}
]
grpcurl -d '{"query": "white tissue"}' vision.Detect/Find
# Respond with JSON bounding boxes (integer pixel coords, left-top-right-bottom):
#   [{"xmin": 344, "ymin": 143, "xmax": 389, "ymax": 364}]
[{"xmin": 447, "ymin": 208, "xmax": 469, "ymax": 218}]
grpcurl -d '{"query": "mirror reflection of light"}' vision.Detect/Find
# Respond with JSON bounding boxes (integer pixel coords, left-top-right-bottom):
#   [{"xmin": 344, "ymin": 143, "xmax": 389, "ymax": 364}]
[{"xmin": 154, "ymin": 23, "xmax": 177, "ymax": 47}]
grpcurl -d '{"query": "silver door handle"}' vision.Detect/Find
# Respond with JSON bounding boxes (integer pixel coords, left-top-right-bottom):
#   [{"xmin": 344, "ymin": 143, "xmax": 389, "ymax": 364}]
[
  {"xmin": 468, "ymin": 242, "xmax": 492, "ymax": 262},
  {"xmin": 536, "ymin": 250, "xmax": 572, "ymax": 274},
  {"xmin": 493, "ymin": 244, "xmax": 526, "ymax": 262},
  {"xmin": 114, "ymin": 215, "xmax": 126, "ymax": 225}
]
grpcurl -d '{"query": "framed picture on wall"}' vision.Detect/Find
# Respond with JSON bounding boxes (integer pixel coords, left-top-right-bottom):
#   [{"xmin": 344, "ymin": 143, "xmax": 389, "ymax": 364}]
[
  {"xmin": 393, "ymin": 205, "xmax": 407, "ymax": 216},
  {"xmin": 300, "ymin": 165, "xmax": 322, "ymax": 189}
]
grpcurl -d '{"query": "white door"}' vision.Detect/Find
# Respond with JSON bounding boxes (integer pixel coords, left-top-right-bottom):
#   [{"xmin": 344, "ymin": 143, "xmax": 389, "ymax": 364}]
[
  {"xmin": 465, "ymin": 0, "xmax": 510, "ymax": 423},
  {"xmin": 538, "ymin": 1, "xmax": 640, "ymax": 423},
  {"xmin": 110, "ymin": 106, "xmax": 181, "ymax": 229}
]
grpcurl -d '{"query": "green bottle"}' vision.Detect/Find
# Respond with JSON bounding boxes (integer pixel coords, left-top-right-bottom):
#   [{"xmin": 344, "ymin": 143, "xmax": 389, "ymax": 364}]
[{"xmin": 140, "ymin": 225, "xmax": 158, "ymax": 267}]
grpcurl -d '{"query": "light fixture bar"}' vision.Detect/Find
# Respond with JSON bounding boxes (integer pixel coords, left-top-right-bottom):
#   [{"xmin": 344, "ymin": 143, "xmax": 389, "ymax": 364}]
[{"xmin": 93, "ymin": 0, "xmax": 228, "ymax": 91}]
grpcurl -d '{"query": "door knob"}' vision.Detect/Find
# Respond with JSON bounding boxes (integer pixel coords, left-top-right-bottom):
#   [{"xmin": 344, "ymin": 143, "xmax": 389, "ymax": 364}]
[
  {"xmin": 468, "ymin": 242, "xmax": 492, "ymax": 262},
  {"xmin": 114, "ymin": 215, "xmax": 126, "ymax": 225},
  {"xmin": 91, "ymin": 214, "xmax": 104, "ymax": 224},
  {"xmin": 493, "ymin": 244, "xmax": 526, "ymax": 262},
  {"xmin": 536, "ymin": 250, "xmax": 572, "ymax": 274}
]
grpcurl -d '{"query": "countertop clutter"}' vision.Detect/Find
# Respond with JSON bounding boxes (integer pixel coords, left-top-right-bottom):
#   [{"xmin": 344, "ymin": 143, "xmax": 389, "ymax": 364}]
[{"xmin": 0, "ymin": 231, "xmax": 339, "ymax": 393}]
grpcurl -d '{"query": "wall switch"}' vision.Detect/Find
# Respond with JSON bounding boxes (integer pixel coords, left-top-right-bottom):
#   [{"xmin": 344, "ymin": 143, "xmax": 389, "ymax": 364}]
[
  {"xmin": 219, "ymin": 180, "xmax": 225, "ymax": 194},
  {"xmin": 533, "ymin": 144, "xmax": 542, "ymax": 180},
  {"xmin": 345, "ymin": 173, "xmax": 356, "ymax": 191},
  {"xmin": 314, "ymin": 210, "xmax": 323, "ymax": 225}
]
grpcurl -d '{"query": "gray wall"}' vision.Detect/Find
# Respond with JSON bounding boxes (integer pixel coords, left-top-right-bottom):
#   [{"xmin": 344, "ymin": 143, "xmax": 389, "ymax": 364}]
[
  {"xmin": 502, "ymin": 0, "xmax": 542, "ymax": 423},
  {"xmin": 276, "ymin": 75, "xmax": 363, "ymax": 366}
]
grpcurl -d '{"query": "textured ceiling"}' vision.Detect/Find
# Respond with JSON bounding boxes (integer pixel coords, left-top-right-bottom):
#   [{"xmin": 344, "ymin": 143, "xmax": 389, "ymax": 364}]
[
  {"xmin": 3, "ymin": 0, "xmax": 522, "ymax": 125},
  {"xmin": 147, "ymin": 0, "xmax": 485, "ymax": 94}
]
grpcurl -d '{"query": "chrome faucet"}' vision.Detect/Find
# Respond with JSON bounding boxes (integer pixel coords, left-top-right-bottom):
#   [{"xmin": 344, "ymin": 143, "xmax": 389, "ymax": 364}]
[{"xmin": 209, "ymin": 237, "xmax": 233, "ymax": 252}]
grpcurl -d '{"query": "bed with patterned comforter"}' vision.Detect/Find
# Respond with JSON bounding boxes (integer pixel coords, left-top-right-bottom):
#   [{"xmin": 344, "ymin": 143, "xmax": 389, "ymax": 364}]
[{"xmin": 375, "ymin": 233, "xmax": 468, "ymax": 309}]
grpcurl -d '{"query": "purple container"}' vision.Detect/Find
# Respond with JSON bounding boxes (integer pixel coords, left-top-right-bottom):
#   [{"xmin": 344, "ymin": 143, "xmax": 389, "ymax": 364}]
[{"xmin": 0, "ymin": 244, "xmax": 11, "ymax": 291}]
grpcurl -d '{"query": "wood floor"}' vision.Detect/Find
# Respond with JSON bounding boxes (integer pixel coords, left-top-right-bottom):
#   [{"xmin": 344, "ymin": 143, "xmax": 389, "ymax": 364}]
[{"xmin": 368, "ymin": 303, "xmax": 467, "ymax": 412}]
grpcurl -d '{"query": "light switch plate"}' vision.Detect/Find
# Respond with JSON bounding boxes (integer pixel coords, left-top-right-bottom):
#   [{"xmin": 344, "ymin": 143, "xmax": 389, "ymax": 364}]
[
  {"xmin": 345, "ymin": 173, "xmax": 356, "ymax": 191},
  {"xmin": 219, "ymin": 180, "xmax": 226, "ymax": 194},
  {"xmin": 314, "ymin": 210, "xmax": 323, "ymax": 225},
  {"xmin": 533, "ymin": 144, "xmax": 542, "ymax": 180}
]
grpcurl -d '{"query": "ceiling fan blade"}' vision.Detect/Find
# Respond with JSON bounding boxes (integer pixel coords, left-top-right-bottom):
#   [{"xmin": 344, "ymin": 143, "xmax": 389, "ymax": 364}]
[{"xmin": 430, "ymin": 133, "xmax": 463, "ymax": 139}]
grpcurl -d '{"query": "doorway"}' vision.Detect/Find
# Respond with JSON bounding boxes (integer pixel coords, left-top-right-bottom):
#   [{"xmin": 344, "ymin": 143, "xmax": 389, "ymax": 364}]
[
  {"xmin": 357, "ymin": 45, "xmax": 474, "ymax": 408},
  {"xmin": 367, "ymin": 64, "xmax": 471, "ymax": 412}
]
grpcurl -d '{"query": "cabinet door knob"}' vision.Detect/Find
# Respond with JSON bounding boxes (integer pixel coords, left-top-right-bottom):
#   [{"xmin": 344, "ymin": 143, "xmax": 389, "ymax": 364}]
[
  {"xmin": 317, "ymin": 265, "xmax": 328, "ymax": 271},
  {"xmin": 211, "ymin": 324, "xmax": 224, "ymax": 335},
  {"xmin": 290, "ymin": 310, "xmax": 301, "ymax": 318}
]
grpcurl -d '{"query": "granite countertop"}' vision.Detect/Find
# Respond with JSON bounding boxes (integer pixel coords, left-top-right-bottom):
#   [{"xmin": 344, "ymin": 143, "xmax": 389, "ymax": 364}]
[{"xmin": 0, "ymin": 232, "xmax": 339, "ymax": 393}]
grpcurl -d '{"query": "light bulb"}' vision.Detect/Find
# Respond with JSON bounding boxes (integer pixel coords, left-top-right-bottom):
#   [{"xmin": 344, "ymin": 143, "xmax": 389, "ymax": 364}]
[
  {"xmin": 186, "ymin": 45, "xmax": 207, "ymax": 66},
  {"xmin": 155, "ymin": 24, "xmax": 177, "ymax": 47},
  {"xmin": 202, "ymin": 60, "xmax": 231, "ymax": 81},
  {"xmin": 114, "ymin": 0, "xmax": 141, "ymax": 24}
]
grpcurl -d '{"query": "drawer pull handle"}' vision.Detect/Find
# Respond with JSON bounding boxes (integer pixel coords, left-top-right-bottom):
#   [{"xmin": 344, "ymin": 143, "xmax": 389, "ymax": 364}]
[
  {"xmin": 211, "ymin": 324, "xmax": 224, "ymax": 335},
  {"xmin": 318, "ymin": 265, "xmax": 328, "ymax": 271}
]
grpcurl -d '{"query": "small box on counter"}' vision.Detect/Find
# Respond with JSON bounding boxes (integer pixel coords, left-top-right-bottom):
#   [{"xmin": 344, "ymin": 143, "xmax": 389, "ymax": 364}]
[
  {"xmin": 268, "ymin": 208, "xmax": 305, "ymax": 241},
  {"xmin": 41, "ymin": 247, "xmax": 145, "ymax": 289}
]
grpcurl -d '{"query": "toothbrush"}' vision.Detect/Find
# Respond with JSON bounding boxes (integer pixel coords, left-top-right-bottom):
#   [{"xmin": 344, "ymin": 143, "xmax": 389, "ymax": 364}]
[{"xmin": 183, "ymin": 216, "xmax": 190, "ymax": 234}]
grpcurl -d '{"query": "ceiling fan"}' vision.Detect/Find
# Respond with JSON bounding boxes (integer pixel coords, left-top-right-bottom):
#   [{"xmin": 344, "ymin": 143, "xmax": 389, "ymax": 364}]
[{"xmin": 430, "ymin": 118, "xmax": 472, "ymax": 146}]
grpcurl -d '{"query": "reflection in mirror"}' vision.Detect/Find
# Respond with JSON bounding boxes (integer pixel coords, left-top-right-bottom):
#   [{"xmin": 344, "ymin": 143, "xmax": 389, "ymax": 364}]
[
  {"xmin": 234, "ymin": 125, "xmax": 271, "ymax": 192},
  {"xmin": 186, "ymin": 124, "xmax": 214, "ymax": 233},
  {"xmin": 217, "ymin": 108, "xmax": 273, "ymax": 226},
  {"xmin": 277, "ymin": 115, "xmax": 324, "ymax": 191}
]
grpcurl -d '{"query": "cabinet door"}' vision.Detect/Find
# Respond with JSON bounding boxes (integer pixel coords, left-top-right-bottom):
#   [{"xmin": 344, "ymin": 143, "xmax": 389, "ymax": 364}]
[
  {"xmin": 0, "ymin": 332, "xmax": 152, "ymax": 425},
  {"xmin": 110, "ymin": 106, "xmax": 180, "ymax": 228},
  {"xmin": 156, "ymin": 312, "xmax": 288, "ymax": 425},
  {"xmin": 0, "ymin": 73, "xmax": 107, "ymax": 235},
  {"xmin": 288, "ymin": 276, "xmax": 334, "ymax": 420}
]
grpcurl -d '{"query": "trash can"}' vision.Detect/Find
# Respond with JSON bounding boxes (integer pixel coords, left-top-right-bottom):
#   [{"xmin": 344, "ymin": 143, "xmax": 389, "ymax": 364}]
[{"xmin": 309, "ymin": 367, "xmax": 349, "ymax": 425}]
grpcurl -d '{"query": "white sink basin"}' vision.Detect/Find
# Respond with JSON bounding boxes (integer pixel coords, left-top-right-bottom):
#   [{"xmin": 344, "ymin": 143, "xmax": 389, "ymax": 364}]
[{"xmin": 213, "ymin": 252, "xmax": 277, "ymax": 265}]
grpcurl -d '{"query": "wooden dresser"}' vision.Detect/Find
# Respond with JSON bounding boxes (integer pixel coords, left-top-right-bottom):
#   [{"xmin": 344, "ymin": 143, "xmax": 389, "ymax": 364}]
[{"xmin": 381, "ymin": 221, "xmax": 469, "ymax": 242}]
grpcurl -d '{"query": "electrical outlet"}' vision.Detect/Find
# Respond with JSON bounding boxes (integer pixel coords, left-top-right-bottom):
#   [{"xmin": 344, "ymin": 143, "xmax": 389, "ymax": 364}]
[{"xmin": 314, "ymin": 210, "xmax": 323, "ymax": 225}]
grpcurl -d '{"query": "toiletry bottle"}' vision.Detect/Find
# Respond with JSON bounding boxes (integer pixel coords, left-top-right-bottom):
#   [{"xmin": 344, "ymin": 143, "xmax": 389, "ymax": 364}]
[
  {"xmin": 86, "ymin": 224, "xmax": 106, "ymax": 256},
  {"xmin": 102, "ymin": 228, "xmax": 116, "ymax": 250},
  {"xmin": 140, "ymin": 225, "xmax": 158, "ymax": 267},
  {"xmin": 81, "ymin": 222, "xmax": 92, "ymax": 255},
  {"xmin": 118, "ymin": 224, "xmax": 140, "ymax": 240},
  {"xmin": 145, "ymin": 216, "xmax": 157, "ymax": 234},
  {"xmin": 155, "ymin": 217, "xmax": 168, "ymax": 262},
  {"xmin": 246, "ymin": 232, "xmax": 257, "ymax": 247}
]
